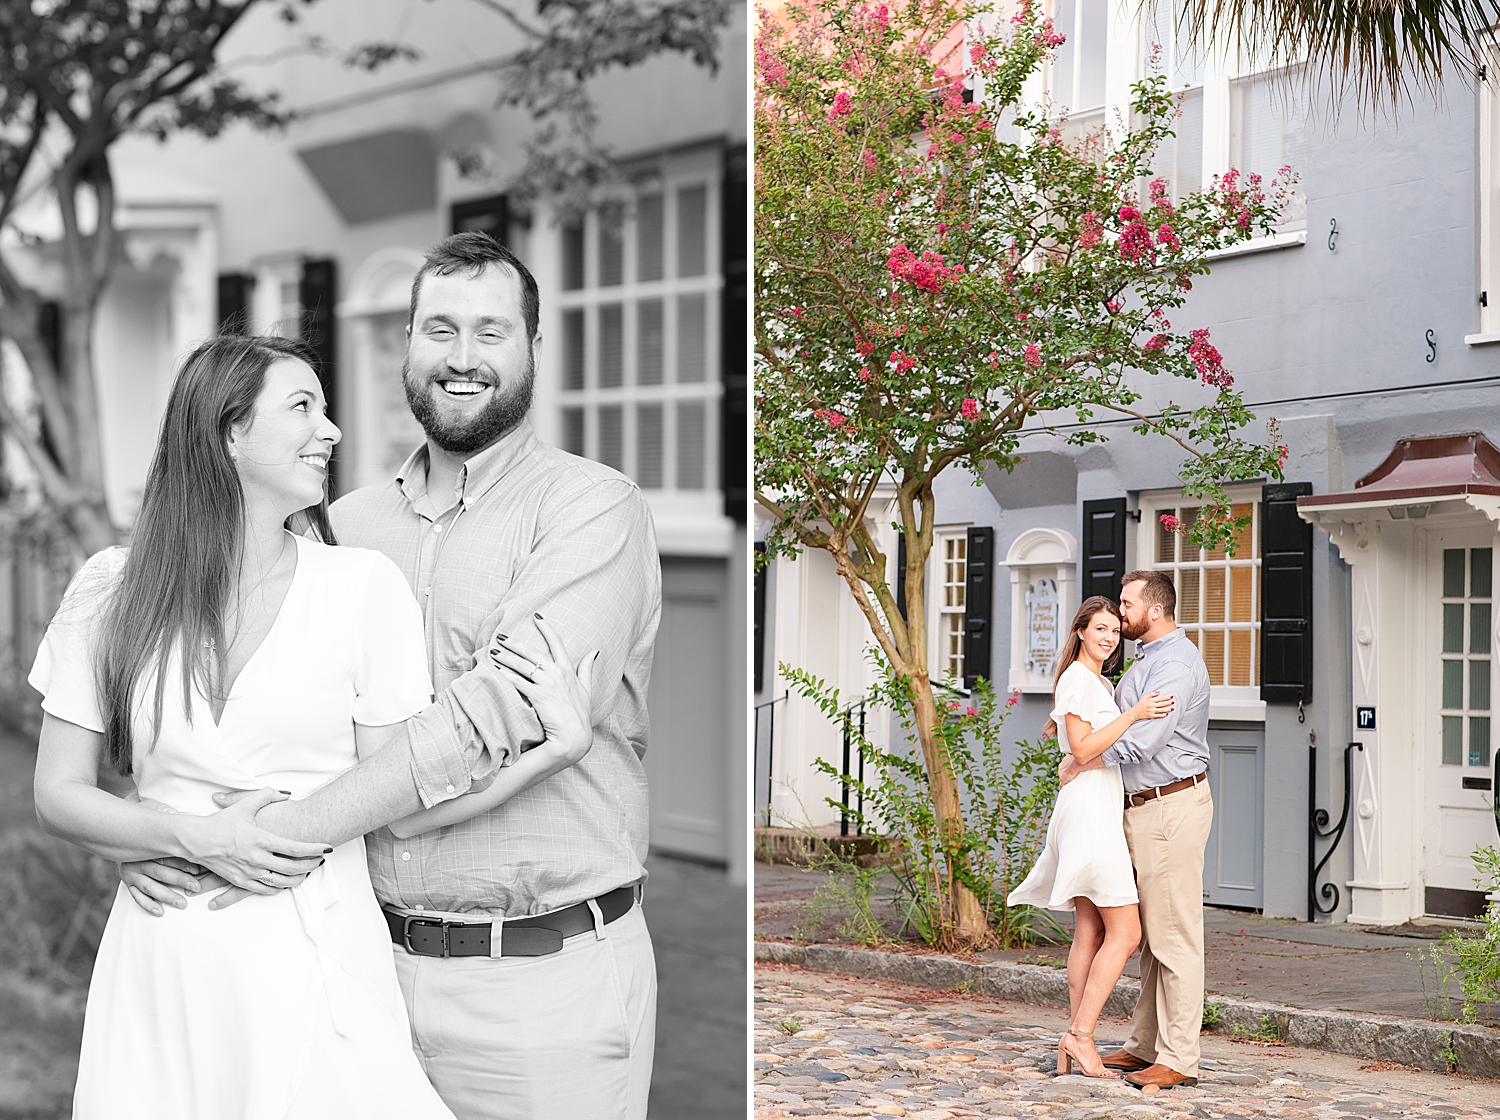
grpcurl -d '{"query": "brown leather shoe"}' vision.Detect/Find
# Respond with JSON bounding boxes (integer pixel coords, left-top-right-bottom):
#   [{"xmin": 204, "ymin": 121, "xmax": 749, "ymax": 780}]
[
  {"xmin": 1098, "ymin": 1048, "xmax": 1151, "ymax": 1072},
  {"xmin": 1124, "ymin": 1063, "xmax": 1198, "ymax": 1089}
]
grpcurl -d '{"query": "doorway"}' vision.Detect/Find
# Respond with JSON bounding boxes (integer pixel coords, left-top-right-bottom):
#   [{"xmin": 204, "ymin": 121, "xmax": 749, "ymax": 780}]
[{"xmin": 1203, "ymin": 721, "xmax": 1265, "ymax": 908}]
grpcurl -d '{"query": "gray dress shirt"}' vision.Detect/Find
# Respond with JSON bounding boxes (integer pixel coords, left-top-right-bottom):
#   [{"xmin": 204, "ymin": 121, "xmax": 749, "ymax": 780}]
[{"xmin": 1100, "ymin": 626, "xmax": 1211, "ymax": 792}]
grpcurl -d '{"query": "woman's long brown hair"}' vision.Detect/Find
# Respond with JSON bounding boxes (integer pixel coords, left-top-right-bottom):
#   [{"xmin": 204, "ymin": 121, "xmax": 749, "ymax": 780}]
[{"xmin": 95, "ymin": 335, "xmax": 336, "ymax": 776}]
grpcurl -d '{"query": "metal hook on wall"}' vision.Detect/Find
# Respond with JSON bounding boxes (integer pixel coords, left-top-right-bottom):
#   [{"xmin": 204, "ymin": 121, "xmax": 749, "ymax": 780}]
[
  {"xmin": 1327, "ymin": 217, "xmax": 1338, "ymax": 251},
  {"xmin": 1297, "ymin": 693, "xmax": 1306, "ymax": 724},
  {"xmin": 1427, "ymin": 329, "xmax": 1437, "ymax": 363}
]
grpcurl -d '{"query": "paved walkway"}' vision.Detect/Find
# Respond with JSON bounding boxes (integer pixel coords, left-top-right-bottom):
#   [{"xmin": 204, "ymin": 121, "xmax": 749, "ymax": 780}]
[
  {"xmin": 756, "ymin": 966, "xmax": 1500, "ymax": 1118},
  {"xmin": 756, "ymin": 863, "xmax": 1479, "ymax": 1023}
]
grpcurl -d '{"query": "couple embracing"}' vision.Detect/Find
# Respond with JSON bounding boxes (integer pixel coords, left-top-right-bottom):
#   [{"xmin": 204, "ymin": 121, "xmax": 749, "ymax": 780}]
[{"xmin": 1009, "ymin": 570, "xmax": 1213, "ymax": 1091}]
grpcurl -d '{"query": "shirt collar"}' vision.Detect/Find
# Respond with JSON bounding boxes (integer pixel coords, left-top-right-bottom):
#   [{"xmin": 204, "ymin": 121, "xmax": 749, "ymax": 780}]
[
  {"xmin": 394, "ymin": 421, "xmax": 538, "ymax": 510},
  {"xmin": 1136, "ymin": 626, "xmax": 1186, "ymax": 657}
]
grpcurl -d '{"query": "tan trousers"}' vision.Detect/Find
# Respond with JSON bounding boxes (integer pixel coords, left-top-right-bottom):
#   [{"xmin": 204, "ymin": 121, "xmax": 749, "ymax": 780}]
[
  {"xmin": 393, "ymin": 904, "xmax": 657, "ymax": 1120},
  {"xmin": 1121, "ymin": 778, "xmax": 1213, "ymax": 1078}
]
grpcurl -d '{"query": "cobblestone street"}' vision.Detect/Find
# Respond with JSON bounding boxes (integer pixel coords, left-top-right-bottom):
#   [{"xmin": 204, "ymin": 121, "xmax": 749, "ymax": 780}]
[{"xmin": 755, "ymin": 964, "xmax": 1500, "ymax": 1119}]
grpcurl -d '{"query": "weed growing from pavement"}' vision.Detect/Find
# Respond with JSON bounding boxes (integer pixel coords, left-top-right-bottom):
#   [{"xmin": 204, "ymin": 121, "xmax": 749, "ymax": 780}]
[
  {"xmin": 790, "ymin": 852, "xmax": 889, "ymax": 947},
  {"xmin": 1441, "ymin": 1035, "xmax": 1460, "ymax": 1073},
  {"xmin": 1233, "ymin": 1014, "xmax": 1283, "ymax": 1044},
  {"xmin": 1411, "ymin": 945, "xmax": 1459, "ymax": 1022},
  {"xmin": 1439, "ymin": 845, "xmax": 1500, "ymax": 1023},
  {"xmin": 777, "ymin": 1017, "xmax": 803, "ymax": 1035},
  {"xmin": 1201, "ymin": 999, "xmax": 1224, "ymax": 1031}
]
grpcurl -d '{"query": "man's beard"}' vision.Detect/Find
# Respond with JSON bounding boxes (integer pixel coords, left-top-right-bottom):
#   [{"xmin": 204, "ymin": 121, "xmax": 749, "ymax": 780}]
[
  {"xmin": 402, "ymin": 348, "xmax": 535, "ymax": 455},
  {"xmin": 1119, "ymin": 613, "xmax": 1149, "ymax": 642}
]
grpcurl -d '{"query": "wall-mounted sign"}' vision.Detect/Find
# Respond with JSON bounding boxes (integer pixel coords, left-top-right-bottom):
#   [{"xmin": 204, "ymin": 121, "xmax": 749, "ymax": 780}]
[
  {"xmin": 1356, "ymin": 706, "xmax": 1376, "ymax": 731},
  {"xmin": 1025, "ymin": 578, "xmax": 1059, "ymax": 677}
]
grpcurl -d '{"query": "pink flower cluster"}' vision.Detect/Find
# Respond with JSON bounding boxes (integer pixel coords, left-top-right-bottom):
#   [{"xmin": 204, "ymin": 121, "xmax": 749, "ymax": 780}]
[
  {"xmin": 1078, "ymin": 211, "xmax": 1102, "ymax": 249},
  {"xmin": 888, "ymin": 349, "xmax": 916, "ymax": 374},
  {"xmin": 754, "ymin": 34, "xmax": 788, "ymax": 88},
  {"xmin": 1117, "ymin": 204, "xmax": 1155, "ymax": 265},
  {"xmin": 1216, "ymin": 168, "xmax": 1265, "ymax": 233},
  {"xmin": 965, "ymin": 706, "xmax": 977, "ymax": 717},
  {"xmin": 961, "ymin": 398, "xmax": 981, "ymax": 421},
  {"xmin": 1188, "ymin": 328, "xmax": 1232, "ymax": 388},
  {"xmin": 1144, "ymin": 333, "xmax": 1168, "ymax": 352},
  {"xmin": 1156, "ymin": 223, "xmax": 1181, "ymax": 252},
  {"xmin": 1007, "ymin": 693, "xmax": 1020, "ymax": 707},
  {"xmin": 886, "ymin": 244, "xmax": 963, "ymax": 294},
  {"xmin": 1148, "ymin": 178, "xmax": 1175, "ymax": 215},
  {"xmin": 828, "ymin": 91, "xmax": 853, "ymax": 120},
  {"xmin": 1159, "ymin": 513, "xmax": 1181, "ymax": 533},
  {"xmin": 1024, "ymin": 343, "xmax": 1042, "ymax": 368},
  {"xmin": 814, "ymin": 408, "xmax": 846, "ymax": 428},
  {"xmin": 1034, "ymin": 15, "xmax": 1065, "ymax": 49}
]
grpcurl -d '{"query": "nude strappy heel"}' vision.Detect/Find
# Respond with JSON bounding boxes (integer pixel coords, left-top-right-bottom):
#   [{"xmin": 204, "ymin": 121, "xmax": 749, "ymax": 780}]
[{"xmin": 1057, "ymin": 1026, "xmax": 1116, "ymax": 1078}]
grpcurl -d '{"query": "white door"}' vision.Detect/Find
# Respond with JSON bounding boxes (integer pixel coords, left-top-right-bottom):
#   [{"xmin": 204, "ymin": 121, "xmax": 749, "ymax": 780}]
[
  {"xmin": 1203, "ymin": 722, "xmax": 1265, "ymax": 909},
  {"xmin": 1424, "ymin": 531, "xmax": 1499, "ymax": 917}
]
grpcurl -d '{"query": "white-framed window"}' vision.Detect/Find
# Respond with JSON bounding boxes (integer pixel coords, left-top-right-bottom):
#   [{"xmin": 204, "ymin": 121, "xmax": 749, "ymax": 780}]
[
  {"xmin": 250, "ymin": 257, "xmax": 303, "ymax": 337},
  {"xmin": 932, "ymin": 530, "xmax": 969, "ymax": 685},
  {"xmin": 1230, "ymin": 65, "xmax": 1309, "ymax": 230},
  {"xmin": 1439, "ymin": 546, "xmax": 1493, "ymax": 768},
  {"xmin": 555, "ymin": 161, "xmax": 721, "ymax": 495},
  {"xmin": 1050, "ymin": 0, "xmax": 1108, "ymax": 135},
  {"xmin": 1138, "ymin": 487, "xmax": 1262, "ymax": 693}
]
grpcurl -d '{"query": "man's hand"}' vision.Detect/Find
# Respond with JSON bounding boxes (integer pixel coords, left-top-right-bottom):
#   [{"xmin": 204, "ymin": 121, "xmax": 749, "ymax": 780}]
[
  {"xmin": 1058, "ymin": 754, "xmax": 1084, "ymax": 787},
  {"xmin": 119, "ymin": 856, "xmax": 209, "ymax": 917}
]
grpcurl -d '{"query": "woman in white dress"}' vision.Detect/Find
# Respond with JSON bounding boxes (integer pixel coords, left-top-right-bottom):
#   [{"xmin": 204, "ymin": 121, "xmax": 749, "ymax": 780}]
[
  {"xmin": 29, "ymin": 336, "xmax": 596, "ymax": 1119},
  {"xmin": 1008, "ymin": 595, "xmax": 1174, "ymax": 1078}
]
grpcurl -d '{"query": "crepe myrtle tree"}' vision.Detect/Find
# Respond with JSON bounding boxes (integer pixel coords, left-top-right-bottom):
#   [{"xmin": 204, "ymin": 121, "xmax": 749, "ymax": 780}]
[{"xmin": 754, "ymin": 0, "xmax": 1292, "ymax": 947}]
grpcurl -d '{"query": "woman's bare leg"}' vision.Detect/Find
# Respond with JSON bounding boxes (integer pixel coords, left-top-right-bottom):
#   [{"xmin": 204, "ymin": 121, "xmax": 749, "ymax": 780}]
[
  {"xmin": 1066, "ymin": 898, "xmax": 1104, "ymax": 1022},
  {"xmin": 1071, "ymin": 902, "xmax": 1142, "ymax": 1055}
]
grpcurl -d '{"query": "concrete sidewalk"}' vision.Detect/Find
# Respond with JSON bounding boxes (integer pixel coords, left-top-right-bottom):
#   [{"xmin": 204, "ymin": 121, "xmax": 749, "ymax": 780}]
[{"xmin": 755, "ymin": 862, "xmax": 1484, "ymax": 1025}]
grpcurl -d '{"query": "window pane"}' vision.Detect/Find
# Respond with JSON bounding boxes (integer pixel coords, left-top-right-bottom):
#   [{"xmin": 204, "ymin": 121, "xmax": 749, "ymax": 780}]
[
  {"xmin": 598, "ymin": 204, "xmax": 624, "ymax": 287},
  {"xmin": 946, "ymin": 614, "xmax": 965, "ymax": 680},
  {"xmin": 1177, "ymin": 568, "xmax": 1199, "ymax": 623},
  {"xmin": 599, "ymin": 304, "xmax": 624, "ymax": 388},
  {"xmin": 562, "ymin": 309, "xmax": 585, "ymax": 390},
  {"xmin": 562, "ymin": 407, "xmax": 585, "ymax": 456},
  {"xmin": 1052, "ymin": 0, "xmax": 1076, "ymax": 107},
  {"xmin": 1180, "ymin": 507, "xmax": 1199, "ymax": 554},
  {"xmin": 637, "ymin": 195, "xmax": 664, "ymax": 282},
  {"xmin": 1444, "ymin": 660, "xmax": 1465, "ymax": 710},
  {"xmin": 636, "ymin": 403, "xmax": 663, "ymax": 489},
  {"xmin": 677, "ymin": 400, "xmax": 706, "ymax": 489},
  {"xmin": 677, "ymin": 185, "xmax": 708, "ymax": 277},
  {"xmin": 1204, "ymin": 567, "xmax": 1226, "ymax": 624},
  {"xmin": 1473, "ymin": 602, "xmax": 1492, "ymax": 655},
  {"xmin": 1444, "ymin": 549, "xmax": 1466, "ymax": 598},
  {"xmin": 1229, "ymin": 630, "xmax": 1252, "ymax": 686},
  {"xmin": 1444, "ymin": 603, "xmax": 1465, "ymax": 653},
  {"xmin": 637, "ymin": 299, "xmax": 664, "ymax": 385},
  {"xmin": 562, "ymin": 219, "xmax": 586, "ymax": 290},
  {"xmin": 598, "ymin": 405, "xmax": 623, "ymax": 471},
  {"xmin": 1443, "ymin": 716, "xmax": 1464, "ymax": 765},
  {"xmin": 1471, "ymin": 716, "xmax": 1491, "ymax": 767},
  {"xmin": 677, "ymin": 293, "xmax": 707, "ymax": 382},
  {"xmin": 1474, "ymin": 548, "xmax": 1494, "ymax": 598},
  {"xmin": 1232, "ymin": 503, "xmax": 1255, "ymax": 558},
  {"xmin": 1173, "ymin": 88, "xmax": 1203, "ymax": 196},
  {"xmin": 1203, "ymin": 630, "xmax": 1225, "ymax": 686},
  {"xmin": 1156, "ymin": 510, "xmax": 1176, "ymax": 563},
  {"xmin": 1229, "ymin": 566, "xmax": 1253, "ymax": 622},
  {"xmin": 1472, "ymin": 659, "xmax": 1491, "ymax": 712},
  {"xmin": 1079, "ymin": 0, "xmax": 1107, "ymax": 109}
]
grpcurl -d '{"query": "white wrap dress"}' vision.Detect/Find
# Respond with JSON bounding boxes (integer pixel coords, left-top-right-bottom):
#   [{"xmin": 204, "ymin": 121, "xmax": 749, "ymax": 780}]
[
  {"xmin": 1007, "ymin": 661, "xmax": 1139, "ymax": 911},
  {"xmin": 29, "ymin": 537, "xmax": 456, "ymax": 1120}
]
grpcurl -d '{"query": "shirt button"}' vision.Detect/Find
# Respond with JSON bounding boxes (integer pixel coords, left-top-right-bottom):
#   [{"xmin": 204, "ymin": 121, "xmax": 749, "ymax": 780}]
[
  {"xmin": 445, "ymin": 784, "xmax": 455, "ymax": 794},
  {"xmin": 401, "ymin": 851, "xmax": 411, "ymax": 862},
  {"xmin": 433, "ymin": 524, "xmax": 444, "ymax": 534},
  {"xmin": 423, "ymin": 587, "xmax": 431, "ymax": 597}
]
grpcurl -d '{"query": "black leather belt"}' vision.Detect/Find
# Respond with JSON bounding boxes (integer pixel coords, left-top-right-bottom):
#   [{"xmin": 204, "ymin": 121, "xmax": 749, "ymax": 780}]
[{"xmin": 384, "ymin": 885, "xmax": 638, "ymax": 958}]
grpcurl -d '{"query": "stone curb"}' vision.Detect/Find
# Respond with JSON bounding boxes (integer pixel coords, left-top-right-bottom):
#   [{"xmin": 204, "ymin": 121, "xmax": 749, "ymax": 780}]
[{"xmin": 754, "ymin": 940, "xmax": 1500, "ymax": 1076}]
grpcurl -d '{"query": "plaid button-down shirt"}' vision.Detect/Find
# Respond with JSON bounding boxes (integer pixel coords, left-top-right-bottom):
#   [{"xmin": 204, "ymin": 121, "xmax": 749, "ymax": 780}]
[{"xmin": 330, "ymin": 421, "xmax": 661, "ymax": 917}]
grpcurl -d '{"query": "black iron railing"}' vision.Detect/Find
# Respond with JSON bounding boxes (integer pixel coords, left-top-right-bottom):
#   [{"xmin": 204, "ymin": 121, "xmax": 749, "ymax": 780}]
[
  {"xmin": 753, "ymin": 691, "xmax": 788, "ymax": 827},
  {"xmin": 1308, "ymin": 732, "xmax": 1363, "ymax": 921},
  {"xmin": 839, "ymin": 697, "xmax": 867, "ymax": 837}
]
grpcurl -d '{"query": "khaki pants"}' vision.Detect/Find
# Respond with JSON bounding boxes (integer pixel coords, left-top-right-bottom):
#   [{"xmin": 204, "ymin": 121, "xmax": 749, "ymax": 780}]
[
  {"xmin": 1121, "ymin": 778, "xmax": 1213, "ymax": 1077},
  {"xmin": 393, "ymin": 904, "xmax": 657, "ymax": 1120}
]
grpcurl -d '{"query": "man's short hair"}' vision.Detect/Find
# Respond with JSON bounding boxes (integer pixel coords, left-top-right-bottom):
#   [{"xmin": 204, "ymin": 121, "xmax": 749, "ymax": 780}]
[
  {"xmin": 1122, "ymin": 569, "xmax": 1177, "ymax": 619},
  {"xmin": 408, "ymin": 232, "xmax": 540, "ymax": 341}
]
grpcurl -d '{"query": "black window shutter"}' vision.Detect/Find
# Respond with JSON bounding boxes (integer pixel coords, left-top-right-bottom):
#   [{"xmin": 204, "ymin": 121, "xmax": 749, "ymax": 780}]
[
  {"xmin": 1260, "ymin": 481, "xmax": 1314, "ymax": 703},
  {"xmin": 450, "ymin": 194, "xmax": 509, "ymax": 242},
  {"xmin": 754, "ymin": 542, "xmax": 767, "ymax": 694},
  {"xmin": 298, "ymin": 258, "xmax": 338, "ymax": 490},
  {"xmin": 216, "ymin": 273, "xmax": 253, "ymax": 332},
  {"xmin": 895, "ymin": 533, "xmax": 908, "ymax": 621},
  {"xmin": 963, "ymin": 527, "xmax": 995, "ymax": 689},
  {"xmin": 721, "ymin": 143, "xmax": 748, "ymax": 524},
  {"xmin": 1081, "ymin": 498, "xmax": 1127, "ymax": 601}
]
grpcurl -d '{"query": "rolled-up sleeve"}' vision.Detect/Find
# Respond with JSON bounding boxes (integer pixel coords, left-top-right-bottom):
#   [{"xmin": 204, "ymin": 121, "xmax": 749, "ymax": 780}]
[
  {"xmin": 1100, "ymin": 657, "xmax": 1192, "ymax": 768},
  {"xmin": 402, "ymin": 478, "xmax": 659, "ymax": 809}
]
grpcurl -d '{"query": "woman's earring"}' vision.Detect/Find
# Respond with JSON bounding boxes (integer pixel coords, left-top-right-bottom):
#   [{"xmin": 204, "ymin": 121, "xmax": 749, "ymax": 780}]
[{"xmin": 228, "ymin": 447, "xmax": 239, "ymax": 461}]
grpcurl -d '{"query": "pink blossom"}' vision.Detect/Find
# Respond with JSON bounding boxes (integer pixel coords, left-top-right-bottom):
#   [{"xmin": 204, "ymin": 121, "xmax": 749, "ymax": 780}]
[
  {"xmin": 1034, "ymin": 16, "xmax": 1065, "ymax": 49},
  {"xmin": 1106, "ymin": 299, "xmax": 1122, "ymax": 313},
  {"xmin": 754, "ymin": 36, "xmax": 788, "ymax": 88},
  {"xmin": 856, "ymin": 338, "xmax": 874, "ymax": 357},
  {"xmin": 1007, "ymin": 695, "xmax": 1020, "ymax": 707},
  {"xmin": 1119, "ymin": 204, "xmax": 1140, "ymax": 222},
  {"xmin": 886, "ymin": 244, "xmax": 961, "ymax": 294},
  {"xmin": 969, "ymin": 41, "xmax": 989, "ymax": 64},
  {"xmin": 1159, "ymin": 513, "xmax": 1181, "ymax": 533},
  {"xmin": 1277, "ymin": 443, "xmax": 1289, "ymax": 468},
  {"xmin": 949, "ymin": 700, "xmax": 961, "ymax": 710},
  {"xmin": 1148, "ymin": 178, "xmax": 1175, "ymax": 213},
  {"xmin": 790, "ymin": 306, "xmax": 803, "ymax": 317},
  {"xmin": 862, "ymin": 148, "xmax": 878, "ymax": 172},
  {"xmin": 986, "ymin": 351, "xmax": 1000, "ymax": 368},
  {"xmin": 828, "ymin": 91, "xmax": 853, "ymax": 120},
  {"xmin": 858, "ymin": 367, "xmax": 871, "ymax": 380},
  {"xmin": 1118, "ymin": 218, "xmax": 1155, "ymax": 264},
  {"xmin": 1144, "ymin": 334, "xmax": 1168, "ymax": 351},
  {"xmin": 1156, "ymin": 223, "xmax": 1181, "ymax": 251},
  {"xmin": 868, "ymin": 4, "xmax": 890, "ymax": 30},
  {"xmin": 888, "ymin": 349, "xmax": 916, "ymax": 374},
  {"xmin": 1188, "ymin": 328, "xmax": 1232, "ymax": 388},
  {"xmin": 1078, "ymin": 211, "xmax": 1103, "ymax": 249},
  {"xmin": 961, "ymin": 398, "xmax": 981, "ymax": 421},
  {"xmin": 1024, "ymin": 343, "xmax": 1042, "ymax": 368},
  {"xmin": 1015, "ymin": 311, "xmax": 1029, "ymax": 321},
  {"xmin": 814, "ymin": 407, "xmax": 846, "ymax": 428},
  {"xmin": 965, "ymin": 706, "xmax": 977, "ymax": 717}
]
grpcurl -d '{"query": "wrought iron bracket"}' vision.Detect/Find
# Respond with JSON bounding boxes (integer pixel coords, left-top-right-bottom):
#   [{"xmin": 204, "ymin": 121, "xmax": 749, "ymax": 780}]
[
  {"xmin": 1308, "ymin": 736, "xmax": 1363, "ymax": 921},
  {"xmin": 840, "ymin": 698, "xmax": 867, "ymax": 837}
]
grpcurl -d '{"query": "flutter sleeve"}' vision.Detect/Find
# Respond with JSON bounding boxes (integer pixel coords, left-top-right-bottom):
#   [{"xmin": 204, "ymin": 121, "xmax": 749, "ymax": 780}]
[
  {"xmin": 27, "ymin": 548, "xmax": 127, "ymax": 734},
  {"xmin": 350, "ymin": 551, "xmax": 434, "ymax": 726},
  {"xmin": 1050, "ymin": 663, "xmax": 1099, "ymax": 729}
]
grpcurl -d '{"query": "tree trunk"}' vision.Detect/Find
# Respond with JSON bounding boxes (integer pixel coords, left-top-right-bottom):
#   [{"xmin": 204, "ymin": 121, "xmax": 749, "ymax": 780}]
[{"xmin": 910, "ymin": 672, "xmax": 995, "ymax": 949}]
